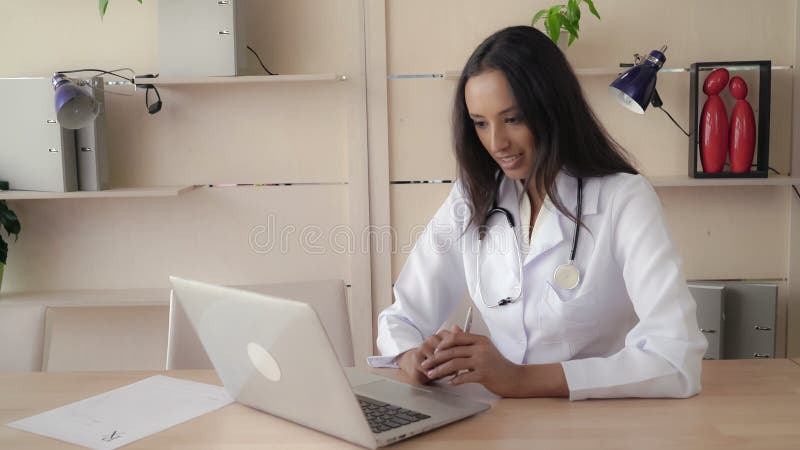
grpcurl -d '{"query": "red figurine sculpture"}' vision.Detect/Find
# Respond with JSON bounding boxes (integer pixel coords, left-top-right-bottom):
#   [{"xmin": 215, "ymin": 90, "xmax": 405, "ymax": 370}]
[
  {"xmin": 728, "ymin": 76, "xmax": 756, "ymax": 173},
  {"xmin": 700, "ymin": 68, "xmax": 730, "ymax": 173}
]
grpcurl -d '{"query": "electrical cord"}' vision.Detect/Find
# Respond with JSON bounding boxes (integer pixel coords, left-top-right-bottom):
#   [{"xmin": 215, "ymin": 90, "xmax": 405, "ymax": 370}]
[
  {"xmin": 56, "ymin": 68, "xmax": 135, "ymax": 84},
  {"xmin": 753, "ymin": 166, "xmax": 800, "ymax": 201},
  {"xmin": 649, "ymin": 90, "xmax": 690, "ymax": 137},
  {"xmin": 657, "ymin": 106, "xmax": 690, "ymax": 137},
  {"xmin": 247, "ymin": 45, "xmax": 277, "ymax": 75}
]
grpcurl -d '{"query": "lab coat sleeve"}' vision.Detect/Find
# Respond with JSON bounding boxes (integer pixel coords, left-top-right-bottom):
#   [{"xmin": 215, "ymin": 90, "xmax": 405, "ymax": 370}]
[
  {"xmin": 370, "ymin": 183, "xmax": 470, "ymax": 367},
  {"xmin": 561, "ymin": 175, "xmax": 708, "ymax": 400}
]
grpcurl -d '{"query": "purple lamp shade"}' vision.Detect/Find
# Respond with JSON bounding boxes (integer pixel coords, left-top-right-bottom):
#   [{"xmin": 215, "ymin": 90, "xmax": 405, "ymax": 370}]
[
  {"xmin": 609, "ymin": 49, "xmax": 667, "ymax": 114},
  {"xmin": 52, "ymin": 73, "xmax": 99, "ymax": 129}
]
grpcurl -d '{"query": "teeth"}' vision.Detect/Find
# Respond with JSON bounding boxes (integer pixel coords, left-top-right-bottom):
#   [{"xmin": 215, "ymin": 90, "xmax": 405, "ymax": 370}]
[{"xmin": 501, "ymin": 155, "xmax": 520, "ymax": 163}]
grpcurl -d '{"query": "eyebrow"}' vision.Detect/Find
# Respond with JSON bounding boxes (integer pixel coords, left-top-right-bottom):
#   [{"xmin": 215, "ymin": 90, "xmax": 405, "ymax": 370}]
[{"xmin": 469, "ymin": 106, "xmax": 519, "ymax": 119}]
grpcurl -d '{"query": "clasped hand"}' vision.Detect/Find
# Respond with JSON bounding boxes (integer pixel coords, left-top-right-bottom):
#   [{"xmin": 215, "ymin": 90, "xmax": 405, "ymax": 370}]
[{"xmin": 397, "ymin": 325, "xmax": 523, "ymax": 397}]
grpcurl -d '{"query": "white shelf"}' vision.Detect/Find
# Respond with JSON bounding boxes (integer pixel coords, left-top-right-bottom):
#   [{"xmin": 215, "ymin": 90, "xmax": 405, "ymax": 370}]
[
  {"xmin": 649, "ymin": 175, "xmax": 800, "ymax": 187},
  {"xmin": 0, "ymin": 185, "xmax": 196, "ymax": 200},
  {"xmin": 136, "ymin": 73, "xmax": 346, "ymax": 86},
  {"xmin": 425, "ymin": 66, "xmax": 793, "ymax": 80},
  {"xmin": 0, "ymin": 288, "xmax": 171, "ymax": 307}
]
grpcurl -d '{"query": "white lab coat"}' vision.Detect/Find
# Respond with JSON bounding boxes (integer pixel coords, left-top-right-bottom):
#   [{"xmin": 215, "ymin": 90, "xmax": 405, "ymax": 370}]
[{"xmin": 372, "ymin": 171, "xmax": 708, "ymax": 400}]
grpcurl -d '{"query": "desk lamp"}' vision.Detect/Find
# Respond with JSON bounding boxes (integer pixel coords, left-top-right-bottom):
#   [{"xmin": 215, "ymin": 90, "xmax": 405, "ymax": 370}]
[
  {"xmin": 52, "ymin": 73, "xmax": 99, "ymax": 130},
  {"xmin": 609, "ymin": 46, "xmax": 689, "ymax": 137},
  {"xmin": 609, "ymin": 46, "xmax": 667, "ymax": 114}
]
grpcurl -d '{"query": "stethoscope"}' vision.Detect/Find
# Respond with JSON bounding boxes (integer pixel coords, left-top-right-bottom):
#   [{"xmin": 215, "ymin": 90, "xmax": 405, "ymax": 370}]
[{"xmin": 476, "ymin": 172, "xmax": 583, "ymax": 308}]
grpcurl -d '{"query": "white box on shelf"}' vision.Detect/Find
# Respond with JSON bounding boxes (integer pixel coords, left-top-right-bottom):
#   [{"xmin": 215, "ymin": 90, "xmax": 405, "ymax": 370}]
[
  {"xmin": 0, "ymin": 77, "xmax": 78, "ymax": 192},
  {"xmin": 158, "ymin": 0, "xmax": 248, "ymax": 77}
]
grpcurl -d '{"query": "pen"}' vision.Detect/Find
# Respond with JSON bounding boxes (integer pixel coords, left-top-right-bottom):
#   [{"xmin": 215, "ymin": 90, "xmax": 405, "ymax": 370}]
[
  {"xmin": 449, "ymin": 306, "xmax": 473, "ymax": 381},
  {"xmin": 462, "ymin": 305, "xmax": 473, "ymax": 334}
]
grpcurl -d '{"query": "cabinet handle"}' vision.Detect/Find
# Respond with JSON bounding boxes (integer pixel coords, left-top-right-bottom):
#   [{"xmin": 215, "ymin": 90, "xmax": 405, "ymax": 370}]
[
  {"xmin": 80, "ymin": 147, "xmax": 94, "ymax": 152},
  {"xmin": 46, "ymin": 119, "xmax": 57, "ymax": 124},
  {"xmin": 754, "ymin": 325, "xmax": 772, "ymax": 331},
  {"xmin": 48, "ymin": 148, "xmax": 59, "ymax": 153},
  {"xmin": 699, "ymin": 328, "xmax": 716, "ymax": 334},
  {"xmin": 217, "ymin": 0, "xmax": 230, "ymax": 5},
  {"xmin": 219, "ymin": 30, "xmax": 231, "ymax": 35},
  {"xmin": 753, "ymin": 353, "xmax": 771, "ymax": 358}
]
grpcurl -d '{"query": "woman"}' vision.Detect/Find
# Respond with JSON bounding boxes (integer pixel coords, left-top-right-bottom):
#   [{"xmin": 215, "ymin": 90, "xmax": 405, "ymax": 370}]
[{"xmin": 369, "ymin": 26, "xmax": 707, "ymax": 400}]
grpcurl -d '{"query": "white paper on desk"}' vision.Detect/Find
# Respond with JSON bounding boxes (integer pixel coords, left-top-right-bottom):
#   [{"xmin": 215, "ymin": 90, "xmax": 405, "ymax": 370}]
[{"xmin": 6, "ymin": 375, "xmax": 233, "ymax": 450}]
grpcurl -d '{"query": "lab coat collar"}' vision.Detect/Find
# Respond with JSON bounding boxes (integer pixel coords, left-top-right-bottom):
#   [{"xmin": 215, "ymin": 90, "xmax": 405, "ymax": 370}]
[{"xmin": 501, "ymin": 171, "xmax": 598, "ymax": 263}]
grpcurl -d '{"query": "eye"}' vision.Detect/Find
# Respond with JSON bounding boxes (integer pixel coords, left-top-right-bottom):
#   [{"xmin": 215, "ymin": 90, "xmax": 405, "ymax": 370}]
[
  {"xmin": 472, "ymin": 120, "xmax": 487, "ymax": 129},
  {"xmin": 504, "ymin": 116, "xmax": 521, "ymax": 125}
]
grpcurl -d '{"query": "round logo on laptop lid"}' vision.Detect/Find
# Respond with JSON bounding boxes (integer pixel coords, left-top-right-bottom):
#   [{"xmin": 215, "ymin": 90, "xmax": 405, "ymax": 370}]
[{"xmin": 247, "ymin": 342, "xmax": 282, "ymax": 382}]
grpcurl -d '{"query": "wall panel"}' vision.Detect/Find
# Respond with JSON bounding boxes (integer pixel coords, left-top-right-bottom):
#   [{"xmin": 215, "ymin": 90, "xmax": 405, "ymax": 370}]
[{"xmin": 3, "ymin": 186, "xmax": 350, "ymax": 292}]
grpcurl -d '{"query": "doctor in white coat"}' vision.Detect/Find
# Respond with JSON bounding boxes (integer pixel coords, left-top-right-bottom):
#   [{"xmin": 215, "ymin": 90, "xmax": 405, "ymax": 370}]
[{"xmin": 370, "ymin": 26, "xmax": 707, "ymax": 400}]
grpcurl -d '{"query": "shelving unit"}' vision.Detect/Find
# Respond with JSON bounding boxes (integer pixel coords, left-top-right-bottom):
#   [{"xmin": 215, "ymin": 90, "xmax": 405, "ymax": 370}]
[
  {"xmin": 134, "ymin": 73, "xmax": 346, "ymax": 86},
  {"xmin": 0, "ymin": 186, "xmax": 195, "ymax": 200},
  {"xmin": 649, "ymin": 175, "xmax": 800, "ymax": 188},
  {"xmin": 386, "ymin": 65, "xmax": 793, "ymax": 80}
]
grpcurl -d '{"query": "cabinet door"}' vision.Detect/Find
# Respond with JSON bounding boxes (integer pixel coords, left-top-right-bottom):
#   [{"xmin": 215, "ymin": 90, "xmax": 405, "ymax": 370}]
[
  {"xmin": 688, "ymin": 284, "xmax": 725, "ymax": 360},
  {"xmin": 723, "ymin": 283, "xmax": 777, "ymax": 359},
  {"xmin": 0, "ymin": 77, "xmax": 77, "ymax": 192},
  {"xmin": 159, "ymin": 0, "xmax": 241, "ymax": 76}
]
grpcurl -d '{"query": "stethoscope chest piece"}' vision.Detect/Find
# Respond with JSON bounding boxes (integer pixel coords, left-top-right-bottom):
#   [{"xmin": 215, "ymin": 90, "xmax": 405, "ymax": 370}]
[{"xmin": 553, "ymin": 262, "xmax": 580, "ymax": 290}]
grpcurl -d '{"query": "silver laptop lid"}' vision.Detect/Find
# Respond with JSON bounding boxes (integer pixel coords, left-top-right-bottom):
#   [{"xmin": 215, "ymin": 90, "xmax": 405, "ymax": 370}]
[{"xmin": 169, "ymin": 276, "xmax": 377, "ymax": 449}]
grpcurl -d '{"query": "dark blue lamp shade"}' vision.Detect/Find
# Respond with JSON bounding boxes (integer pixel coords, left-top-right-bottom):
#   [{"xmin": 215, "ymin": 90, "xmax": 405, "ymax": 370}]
[
  {"xmin": 52, "ymin": 73, "xmax": 99, "ymax": 129},
  {"xmin": 609, "ymin": 49, "xmax": 666, "ymax": 114}
]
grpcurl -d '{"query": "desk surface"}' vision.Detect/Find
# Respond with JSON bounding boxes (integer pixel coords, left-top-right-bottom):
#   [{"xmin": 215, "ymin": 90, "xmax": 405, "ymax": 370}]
[{"xmin": 2, "ymin": 359, "xmax": 799, "ymax": 449}]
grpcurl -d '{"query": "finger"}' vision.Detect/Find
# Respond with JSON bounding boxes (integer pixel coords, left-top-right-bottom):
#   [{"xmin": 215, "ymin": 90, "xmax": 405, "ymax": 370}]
[
  {"xmin": 436, "ymin": 332, "xmax": 482, "ymax": 353},
  {"xmin": 418, "ymin": 336, "xmax": 442, "ymax": 361},
  {"xmin": 449, "ymin": 370, "xmax": 481, "ymax": 386},
  {"xmin": 426, "ymin": 357, "xmax": 472, "ymax": 380},
  {"xmin": 421, "ymin": 345, "xmax": 473, "ymax": 369},
  {"xmin": 450, "ymin": 324, "xmax": 462, "ymax": 333}
]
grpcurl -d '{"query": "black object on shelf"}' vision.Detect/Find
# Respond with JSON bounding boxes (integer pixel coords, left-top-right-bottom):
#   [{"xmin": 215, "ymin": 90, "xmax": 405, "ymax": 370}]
[
  {"xmin": 0, "ymin": 181, "xmax": 8, "ymax": 191},
  {"xmin": 688, "ymin": 60, "xmax": 771, "ymax": 178}
]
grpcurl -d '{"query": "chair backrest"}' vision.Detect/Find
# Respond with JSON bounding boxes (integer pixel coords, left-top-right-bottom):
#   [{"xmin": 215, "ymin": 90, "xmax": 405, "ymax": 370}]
[
  {"xmin": 42, "ymin": 305, "xmax": 169, "ymax": 372},
  {"xmin": 166, "ymin": 279, "xmax": 353, "ymax": 370}
]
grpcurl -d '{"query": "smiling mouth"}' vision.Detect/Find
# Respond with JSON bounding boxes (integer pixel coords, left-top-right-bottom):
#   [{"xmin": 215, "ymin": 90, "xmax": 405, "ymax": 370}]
[{"xmin": 499, "ymin": 154, "xmax": 521, "ymax": 164}]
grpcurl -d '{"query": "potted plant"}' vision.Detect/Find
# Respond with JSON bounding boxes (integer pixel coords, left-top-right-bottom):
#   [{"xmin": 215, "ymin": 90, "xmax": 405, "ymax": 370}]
[
  {"xmin": 532, "ymin": 0, "xmax": 601, "ymax": 48},
  {"xmin": 99, "ymin": 0, "xmax": 142, "ymax": 18},
  {"xmin": 0, "ymin": 200, "xmax": 21, "ymax": 291}
]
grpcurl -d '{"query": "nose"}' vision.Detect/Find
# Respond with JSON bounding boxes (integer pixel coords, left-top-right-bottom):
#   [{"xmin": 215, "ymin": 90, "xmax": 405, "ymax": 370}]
[{"xmin": 488, "ymin": 124, "xmax": 510, "ymax": 153}]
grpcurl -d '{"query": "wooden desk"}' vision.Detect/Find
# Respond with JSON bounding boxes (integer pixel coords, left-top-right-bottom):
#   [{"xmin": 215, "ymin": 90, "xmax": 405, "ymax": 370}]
[
  {"xmin": 2, "ymin": 360, "xmax": 799, "ymax": 449},
  {"xmin": 792, "ymin": 358, "xmax": 800, "ymax": 367}
]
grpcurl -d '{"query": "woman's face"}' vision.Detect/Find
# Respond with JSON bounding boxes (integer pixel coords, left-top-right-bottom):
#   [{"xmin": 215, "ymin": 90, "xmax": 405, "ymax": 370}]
[{"xmin": 465, "ymin": 69, "xmax": 536, "ymax": 180}]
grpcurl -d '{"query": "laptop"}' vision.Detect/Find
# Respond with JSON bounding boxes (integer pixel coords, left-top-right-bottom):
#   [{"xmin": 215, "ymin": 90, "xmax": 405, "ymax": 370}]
[{"xmin": 168, "ymin": 276, "xmax": 490, "ymax": 449}]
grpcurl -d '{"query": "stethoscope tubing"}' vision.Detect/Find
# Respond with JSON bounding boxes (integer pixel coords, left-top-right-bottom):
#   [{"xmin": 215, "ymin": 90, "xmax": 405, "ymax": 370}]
[{"xmin": 476, "ymin": 173, "xmax": 583, "ymax": 307}]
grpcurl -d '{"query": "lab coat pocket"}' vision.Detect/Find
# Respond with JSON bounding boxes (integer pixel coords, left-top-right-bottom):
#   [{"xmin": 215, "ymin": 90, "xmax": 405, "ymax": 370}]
[{"xmin": 538, "ymin": 282, "xmax": 599, "ymax": 347}]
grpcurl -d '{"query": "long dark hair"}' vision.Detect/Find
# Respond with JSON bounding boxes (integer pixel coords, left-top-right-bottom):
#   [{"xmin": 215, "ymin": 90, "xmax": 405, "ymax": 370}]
[{"xmin": 453, "ymin": 26, "xmax": 637, "ymax": 230}]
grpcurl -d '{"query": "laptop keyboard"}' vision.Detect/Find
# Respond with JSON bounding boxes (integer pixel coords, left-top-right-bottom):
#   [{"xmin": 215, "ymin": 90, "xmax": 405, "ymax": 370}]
[{"xmin": 357, "ymin": 395, "xmax": 431, "ymax": 434}]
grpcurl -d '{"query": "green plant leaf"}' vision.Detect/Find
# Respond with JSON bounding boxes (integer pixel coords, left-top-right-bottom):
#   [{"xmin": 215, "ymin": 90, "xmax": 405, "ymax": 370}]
[
  {"xmin": 532, "ymin": 8, "xmax": 548, "ymax": 26},
  {"xmin": 99, "ymin": 0, "xmax": 109, "ymax": 18},
  {"xmin": 0, "ymin": 202, "xmax": 20, "ymax": 239},
  {"xmin": 1, "ymin": 238, "xmax": 7, "ymax": 265},
  {"xmin": 545, "ymin": 12, "xmax": 563, "ymax": 44},
  {"xmin": 562, "ymin": 19, "xmax": 579, "ymax": 42},
  {"xmin": 582, "ymin": 0, "xmax": 601, "ymax": 20},
  {"xmin": 567, "ymin": 0, "xmax": 580, "ymax": 24}
]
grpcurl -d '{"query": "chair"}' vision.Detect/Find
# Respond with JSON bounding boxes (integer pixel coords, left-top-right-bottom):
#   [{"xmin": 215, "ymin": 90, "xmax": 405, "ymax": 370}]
[
  {"xmin": 42, "ymin": 305, "xmax": 169, "ymax": 372},
  {"xmin": 166, "ymin": 279, "xmax": 354, "ymax": 369}
]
